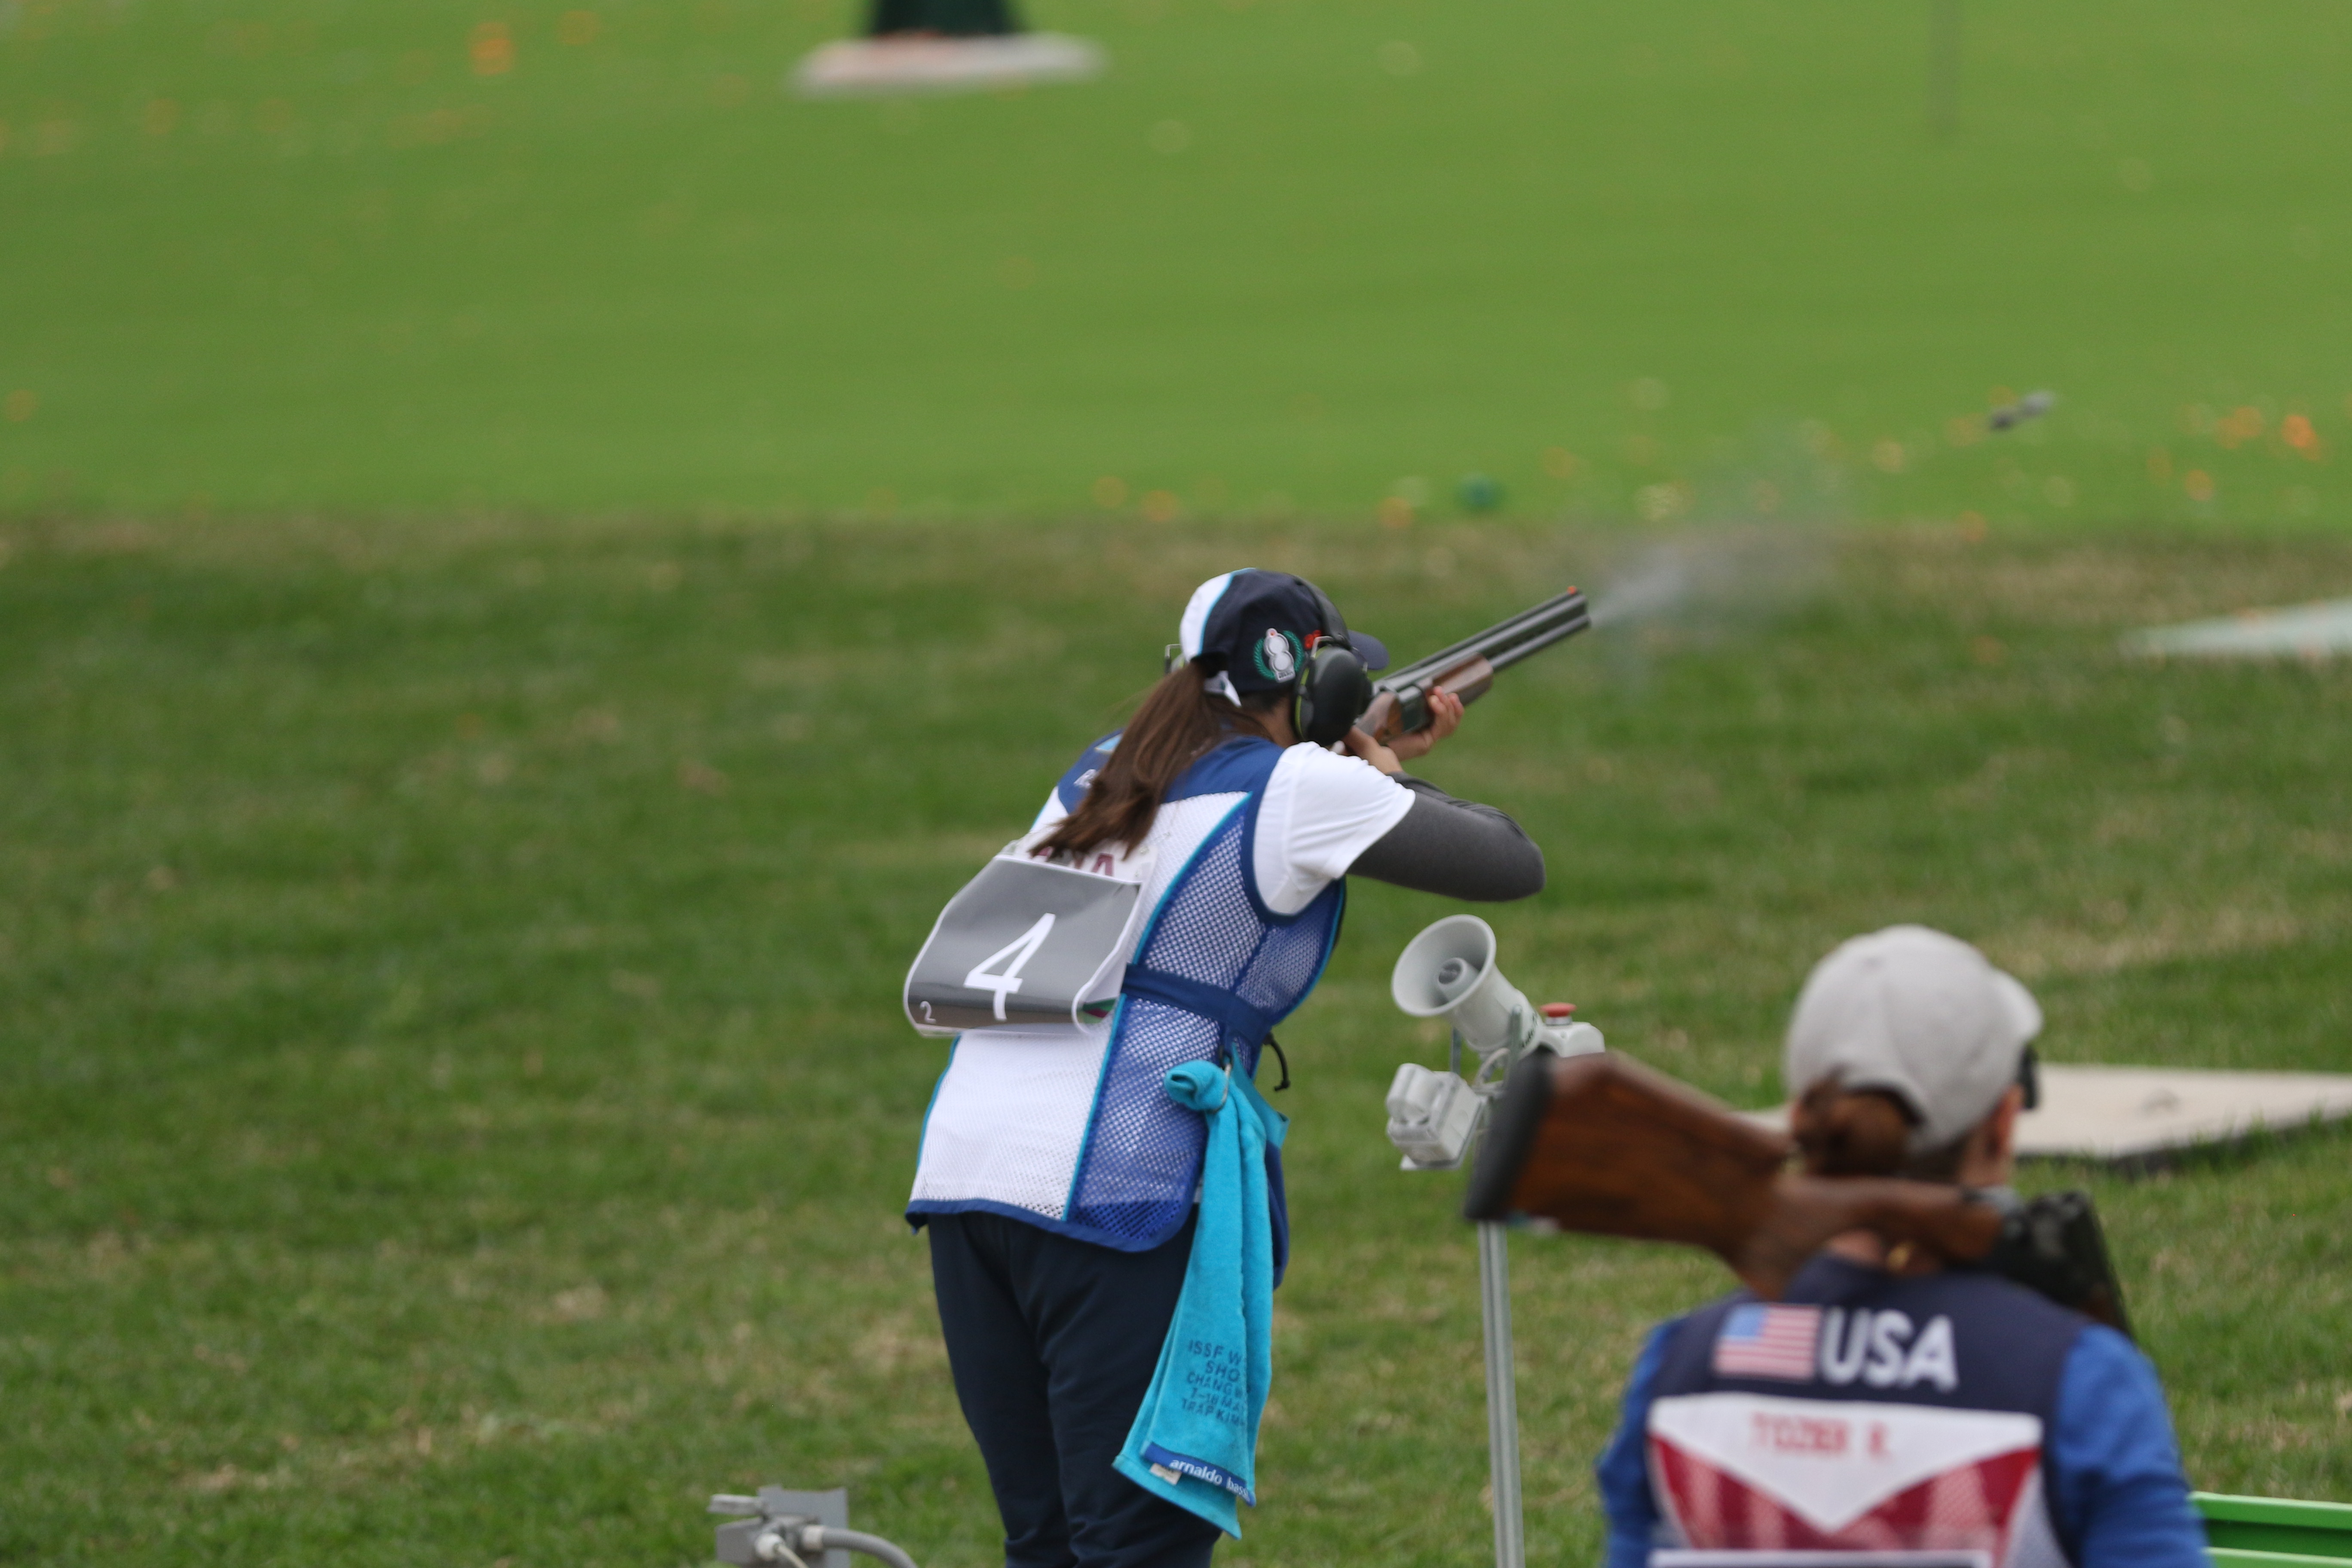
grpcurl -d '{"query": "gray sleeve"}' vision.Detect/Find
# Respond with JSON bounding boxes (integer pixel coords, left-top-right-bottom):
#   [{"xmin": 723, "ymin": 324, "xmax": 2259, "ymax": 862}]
[{"xmin": 1347, "ymin": 775, "xmax": 1545, "ymax": 902}]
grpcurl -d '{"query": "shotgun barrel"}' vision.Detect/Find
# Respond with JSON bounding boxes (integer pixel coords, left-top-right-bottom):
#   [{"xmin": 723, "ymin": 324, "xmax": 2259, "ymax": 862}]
[{"xmin": 1361, "ymin": 588, "xmax": 1591, "ymax": 744}]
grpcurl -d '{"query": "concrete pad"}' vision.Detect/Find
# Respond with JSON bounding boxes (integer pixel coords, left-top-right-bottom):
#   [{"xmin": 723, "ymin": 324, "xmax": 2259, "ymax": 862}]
[
  {"xmin": 1745, "ymin": 1065, "xmax": 2352, "ymax": 1165},
  {"xmin": 2122, "ymin": 598, "xmax": 2352, "ymax": 661},
  {"xmin": 791, "ymin": 34, "xmax": 1106, "ymax": 98}
]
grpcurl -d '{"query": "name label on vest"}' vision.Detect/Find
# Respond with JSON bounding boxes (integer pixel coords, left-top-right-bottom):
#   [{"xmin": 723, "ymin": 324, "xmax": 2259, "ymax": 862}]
[{"xmin": 1649, "ymin": 1391, "xmax": 2043, "ymax": 1542}]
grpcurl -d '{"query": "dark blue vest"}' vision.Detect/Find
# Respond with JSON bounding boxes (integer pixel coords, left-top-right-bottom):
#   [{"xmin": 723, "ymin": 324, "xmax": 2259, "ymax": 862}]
[
  {"xmin": 1648, "ymin": 1256, "xmax": 2091, "ymax": 1565},
  {"xmin": 1047, "ymin": 733, "xmax": 1341, "ymax": 1270}
]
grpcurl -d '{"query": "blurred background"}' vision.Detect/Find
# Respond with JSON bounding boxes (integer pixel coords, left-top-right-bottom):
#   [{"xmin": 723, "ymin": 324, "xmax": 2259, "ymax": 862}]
[
  {"xmin": 5, "ymin": 0, "xmax": 2350, "ymax": 522},
  {"xmin": 5, "ymin": 3, "xmax": 2350, "ymax": 1566}
]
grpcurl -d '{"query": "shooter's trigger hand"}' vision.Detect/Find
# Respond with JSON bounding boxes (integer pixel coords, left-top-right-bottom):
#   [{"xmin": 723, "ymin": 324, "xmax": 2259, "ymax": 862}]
[
  {"xmin": 1386, "ymin": 688, "xmax": 1463, "ymax": 763},
  {"xmin": 1340, "ymin": 725, "xmax": 1405, "ymax": 777}
]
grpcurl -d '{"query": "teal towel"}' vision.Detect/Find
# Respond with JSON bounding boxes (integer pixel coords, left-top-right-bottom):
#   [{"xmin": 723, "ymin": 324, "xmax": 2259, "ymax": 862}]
[{"xmin": 1112, "ymin": 1060, "xmax": 1289, "ymax": 1538}]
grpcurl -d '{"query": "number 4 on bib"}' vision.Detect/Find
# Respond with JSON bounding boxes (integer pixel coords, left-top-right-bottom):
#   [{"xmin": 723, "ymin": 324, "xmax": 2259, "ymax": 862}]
[
  {"xmin": 964, "ymin": 913, "xmax": 1057, "ymax": 1021},
  {"xmin": 903, "ymin": 832, "xmax": 1153, "ymax": 1039}
]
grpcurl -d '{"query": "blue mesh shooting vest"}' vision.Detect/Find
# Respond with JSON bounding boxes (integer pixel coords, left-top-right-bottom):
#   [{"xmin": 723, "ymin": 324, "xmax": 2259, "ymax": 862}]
[{"xmin": 908, "ymin": 733, "xmax": 1344, "ymax": 1266}]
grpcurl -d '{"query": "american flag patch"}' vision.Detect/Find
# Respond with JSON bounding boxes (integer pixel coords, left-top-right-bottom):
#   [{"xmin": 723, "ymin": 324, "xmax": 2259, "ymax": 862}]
[{"xmin": 1711, "ymin": 1304, "xmax": 1822, "ymax": 1381}]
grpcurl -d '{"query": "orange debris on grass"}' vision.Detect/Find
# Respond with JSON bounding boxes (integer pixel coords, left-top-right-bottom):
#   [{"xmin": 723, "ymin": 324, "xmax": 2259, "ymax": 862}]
[
  {"xmin": 2282, "ymin": 414, "xmax": 2324, "ymax": 460},
  {"xmin": 471, "ymin": 22, "xmax": 516, "ymax": 76}
]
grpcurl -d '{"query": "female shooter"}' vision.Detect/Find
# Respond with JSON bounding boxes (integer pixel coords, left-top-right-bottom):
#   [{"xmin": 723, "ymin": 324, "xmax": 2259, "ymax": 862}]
[
  {"xmin": 1595, "ymin": 925, "xmax": 2206, "ymax": 1568},
  {"xmin": 908, "ymin": 569, "xmax": 1545, "ymax": 1568}
]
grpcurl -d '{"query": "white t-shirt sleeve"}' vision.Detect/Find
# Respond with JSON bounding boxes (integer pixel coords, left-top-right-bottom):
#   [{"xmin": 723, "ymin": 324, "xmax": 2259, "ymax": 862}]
[{"xmin": 1251, "ymin": 743, "xmax": 1416, "ymax": 916}]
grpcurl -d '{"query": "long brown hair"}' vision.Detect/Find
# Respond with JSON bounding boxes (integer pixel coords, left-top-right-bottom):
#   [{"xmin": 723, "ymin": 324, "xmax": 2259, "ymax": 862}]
[
  {"xmin": 1038, "ymin": 663, "xmax": 1279, "ymax": 857},
  {"xmin": 1791, "ymin": 1078, "xmax": 1967, "ymax": 1182}
]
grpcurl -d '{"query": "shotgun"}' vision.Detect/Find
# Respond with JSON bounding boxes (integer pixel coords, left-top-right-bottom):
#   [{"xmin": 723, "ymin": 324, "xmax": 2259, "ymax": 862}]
[
  {"xmin": 1464, "ymin": 1050, "xmax": 2132, "ymax": 1335},
  {"xmin": 1360, "ymin": 588, "xmax": 1591, "ymax": 744}
]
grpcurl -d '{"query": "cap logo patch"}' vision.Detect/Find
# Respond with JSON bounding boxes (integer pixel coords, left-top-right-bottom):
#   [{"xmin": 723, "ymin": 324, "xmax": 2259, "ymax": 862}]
[{"xmin": 1254, "ymin": 628, "xmax": 1301, "ymax": 682}]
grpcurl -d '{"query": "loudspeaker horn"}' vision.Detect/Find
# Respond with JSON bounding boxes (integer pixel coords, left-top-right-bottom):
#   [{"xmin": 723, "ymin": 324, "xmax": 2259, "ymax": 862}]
[{"xmin": 1391, "ymin": 914, "xmax": 1603, "ymax": 1059}]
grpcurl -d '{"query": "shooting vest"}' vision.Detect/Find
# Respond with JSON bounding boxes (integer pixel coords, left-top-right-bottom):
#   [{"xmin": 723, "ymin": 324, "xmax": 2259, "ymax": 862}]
[
  {"xmin": 907, "ymin": 733, "xmax": 1344, "ymax": 1260},
  {"xmin": 1643, "ymin": 1256, "xmax": 2088, "ymax": 1568}
]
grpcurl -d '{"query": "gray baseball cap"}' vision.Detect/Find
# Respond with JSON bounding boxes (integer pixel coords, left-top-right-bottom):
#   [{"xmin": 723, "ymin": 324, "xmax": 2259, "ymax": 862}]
[{"xmin": 1783, "ymin": 925, "xmax": 2043, "ymax": 1153}]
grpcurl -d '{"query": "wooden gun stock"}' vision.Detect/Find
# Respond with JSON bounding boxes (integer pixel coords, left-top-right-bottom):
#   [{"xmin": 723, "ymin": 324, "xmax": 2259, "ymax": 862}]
[
  {"xmin": 1465, "ymin": 1052, "xmax": 2009, "ymax": 1304},
  {"xmin": 1361, "ymin": 655, "xmax": 1496, "ymax": 745}
]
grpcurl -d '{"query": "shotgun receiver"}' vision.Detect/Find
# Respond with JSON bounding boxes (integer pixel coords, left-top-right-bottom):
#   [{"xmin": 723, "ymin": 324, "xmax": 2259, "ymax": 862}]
[
  {"xmin": 1360, "ymin": 588, "xmax": 1591, "ymax": 744},
  {"xmin": 1464, "ymin": 1050, "xmax": 2132, "ymax": 1335}
]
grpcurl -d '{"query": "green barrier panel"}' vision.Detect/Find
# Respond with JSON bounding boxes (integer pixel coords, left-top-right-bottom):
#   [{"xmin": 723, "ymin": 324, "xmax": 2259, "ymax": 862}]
[{"xmin": 2197, "ymin": 1493, "xmax": 2352, "ymax": 1562}]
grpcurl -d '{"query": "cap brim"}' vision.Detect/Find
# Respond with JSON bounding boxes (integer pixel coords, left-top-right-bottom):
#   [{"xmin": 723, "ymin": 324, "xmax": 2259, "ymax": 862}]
[
  {"xmin": 1991, "ymin": 969, "xmax": 2043, "ymax": 1047},
  {"xmin": 1352, "ymin": 631, "xmax": 1390, "ymax": 671}
]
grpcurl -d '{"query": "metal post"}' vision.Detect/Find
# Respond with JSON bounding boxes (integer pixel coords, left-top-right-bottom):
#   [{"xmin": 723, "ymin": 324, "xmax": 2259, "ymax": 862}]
[{"xmin": 1477, "ymin": 1220, "xmax": 1525, "ymax": 1568}]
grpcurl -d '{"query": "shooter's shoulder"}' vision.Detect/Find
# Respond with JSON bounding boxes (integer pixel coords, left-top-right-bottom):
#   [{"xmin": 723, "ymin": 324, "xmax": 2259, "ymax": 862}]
[{"xmin": 1051, "ymin": 730, "xmax": 1124, "ymax": 809}]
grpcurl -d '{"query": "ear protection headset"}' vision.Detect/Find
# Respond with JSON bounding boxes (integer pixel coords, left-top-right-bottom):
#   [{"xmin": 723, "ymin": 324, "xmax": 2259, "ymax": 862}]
[
  {"xmin": 1163, "ymin": 578, "xmax": 1375, "ymax": 746},
  {"xmin": 1291, "ymin": 581, "xmax": 1375, "ymax": 747}
]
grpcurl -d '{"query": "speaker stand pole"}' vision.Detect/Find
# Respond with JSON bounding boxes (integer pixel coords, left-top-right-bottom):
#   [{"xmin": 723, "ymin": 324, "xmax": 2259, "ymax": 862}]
[{"xmin": 1478, "ymin": 1219, "xmax": 1526, "ymax": 1568}]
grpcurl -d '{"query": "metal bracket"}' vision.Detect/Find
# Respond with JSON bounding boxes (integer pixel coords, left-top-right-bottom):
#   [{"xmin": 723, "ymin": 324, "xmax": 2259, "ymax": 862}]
[{"xmin": 714, "ymin": 1488, "xmax": 850, "ymax": 1568}]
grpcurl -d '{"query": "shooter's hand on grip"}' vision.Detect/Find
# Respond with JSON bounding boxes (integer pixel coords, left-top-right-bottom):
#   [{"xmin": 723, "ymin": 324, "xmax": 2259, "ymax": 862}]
[
  {"xmin": 1360, "ymin": 687, "xmax": 1463, "ymax": 767},
  {"xmin": 1361, "ymin": 658, "xmax": 1496, "ymax": 747}
]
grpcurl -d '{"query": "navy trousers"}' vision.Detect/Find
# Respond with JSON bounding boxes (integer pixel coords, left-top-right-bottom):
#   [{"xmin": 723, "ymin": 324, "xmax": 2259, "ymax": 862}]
[{"xmin": 927, "ymin": 1211, "xmax": 1222, "ymax": 1568}]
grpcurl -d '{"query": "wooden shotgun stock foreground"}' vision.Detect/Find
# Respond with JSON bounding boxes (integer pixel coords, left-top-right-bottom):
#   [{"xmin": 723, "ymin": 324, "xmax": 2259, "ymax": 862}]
[{"xmin": 1463, "ymin": 1051, "xmax": 2133, "ymax": 1336}]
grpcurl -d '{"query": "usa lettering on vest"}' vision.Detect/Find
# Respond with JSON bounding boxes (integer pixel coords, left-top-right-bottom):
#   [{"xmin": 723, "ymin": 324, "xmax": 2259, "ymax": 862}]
[
  {"xmin": 1709, "ymin": 1305, "xmax": 1960, "ymax": 1390},
  {"xmin": 1819, "ymin": 1308, "xmax": 1960, "ymax": 1392}
]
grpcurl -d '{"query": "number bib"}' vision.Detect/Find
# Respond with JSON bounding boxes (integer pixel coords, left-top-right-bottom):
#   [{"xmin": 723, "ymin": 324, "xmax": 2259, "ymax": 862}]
[{"xmin": 903, "ymin": 832, "xmax": 1153, "ymax": 1039}]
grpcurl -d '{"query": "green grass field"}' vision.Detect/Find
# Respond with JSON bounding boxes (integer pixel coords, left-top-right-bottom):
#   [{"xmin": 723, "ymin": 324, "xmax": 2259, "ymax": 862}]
[
  {"xmin": 7, "ymin": 513, "xmax": 2352, "ymax": 1566},
  {"xmin": 4, "ymin": 0, "xmax": 2352, "ymax": 521},
  {"xmin": 7, "ymin": 0, "xmax": 2352, "ymax": 1559}
]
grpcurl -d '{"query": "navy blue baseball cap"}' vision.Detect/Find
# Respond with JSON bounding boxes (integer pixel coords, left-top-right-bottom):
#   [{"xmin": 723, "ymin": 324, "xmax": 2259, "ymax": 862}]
[{"xmin": 1176, "ymin": 570, "xmax": 1390, "ymax": 695}]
